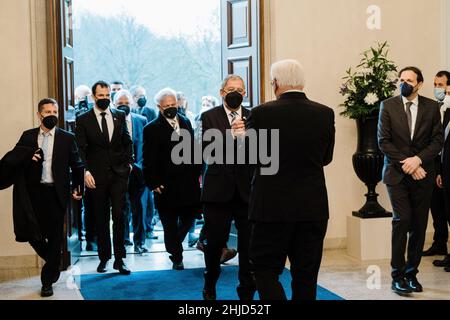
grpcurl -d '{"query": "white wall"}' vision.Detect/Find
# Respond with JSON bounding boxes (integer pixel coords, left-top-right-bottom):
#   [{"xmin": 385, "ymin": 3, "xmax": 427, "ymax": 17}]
[
  {"xmin": 0, "ymin": 0, "xmax": 47, "ymax": 260},
  {"xmin": 264, "ymin": 0, "xmax": 445, "ymax": 246}
]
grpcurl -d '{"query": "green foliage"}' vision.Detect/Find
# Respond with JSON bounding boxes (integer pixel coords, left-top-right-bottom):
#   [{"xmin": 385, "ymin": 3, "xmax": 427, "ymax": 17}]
[
  {"xmin": 339, "ymin": 42, "xmax": 398, "ymax": 119},
  {"xmin": 74, "ymin": 13, "xmax": 222, "ymax": 114}
]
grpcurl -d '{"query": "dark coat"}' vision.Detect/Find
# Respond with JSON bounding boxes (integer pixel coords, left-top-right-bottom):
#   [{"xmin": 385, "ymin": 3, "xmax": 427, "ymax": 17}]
[
  {"xmin": 143, "ymin": 113, "xmax": 201, "ymax": 211},
  {"xmin": 246, "ymin": 92, "xmax": 335, "ymax": 222}
]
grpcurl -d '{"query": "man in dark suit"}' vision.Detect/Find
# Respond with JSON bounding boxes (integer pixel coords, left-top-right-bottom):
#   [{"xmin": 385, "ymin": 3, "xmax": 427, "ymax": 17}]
[
  {"xmin": 378, "ymin": 67, "xmax": 444, "ymax": 296},
  {"xmin": 247, "ymin": 60, "xmax": 335, "ymax": 300},
  {"xmin": 114, "ymin": 89, "xmax": 149, "ymax": 254},
  {"xmin": 75, "ymin": 81, "xmax": 134, "ymax": 275},
  {"xmin": 200, "ymin": 75, "xmax": 256, "ymax": 301},
  {"xmin": 143, "ymin": 88, "xmax": 201, "ymax": 270},
  {"xmin": 434, "ymin": 80, "xmax": 450, "ymax": 271},
  {"xmin": 14, "ymin": 98, "xmax": 84, "ymax": 297},
  {"xmin": 423, "ymin": 71, "xmax": 450, "ymax": 258}
]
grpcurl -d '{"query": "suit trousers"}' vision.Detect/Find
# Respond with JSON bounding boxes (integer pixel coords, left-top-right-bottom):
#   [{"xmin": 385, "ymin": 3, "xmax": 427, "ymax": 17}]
[
  {"xmin": 90, "ymin": 170, "xmax": 128, "ymax": 262},
  {"xmin": 124, "ymin": 167, "xmax": 146, "ymax": 246},
  {"xmin": 249, "ymin": 220, "xmax": 328, "ymax": 301},
  {"xmin": 29, "ymin": 185, "xmax": 65, "ymax": 287},
  {"xmin": 203, "ymin": 194, "xmax": 255, "ymax": 298},
  {"xmin": 430, "ymin": 184, "xmax": 449, "ymax": 247},
  {"xmin": 387, "ymin": 176, "xmax": 433, "ymax": 280},
  {"xmin": 158, "ymin": 206, "xmax": 196, "ymax": 263}
]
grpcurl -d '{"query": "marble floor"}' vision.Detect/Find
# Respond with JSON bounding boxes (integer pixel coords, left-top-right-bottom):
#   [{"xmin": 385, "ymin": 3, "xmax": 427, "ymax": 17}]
[{"xmin": 1, "ymin": 236, "xmax": 449, "ymax": 300}]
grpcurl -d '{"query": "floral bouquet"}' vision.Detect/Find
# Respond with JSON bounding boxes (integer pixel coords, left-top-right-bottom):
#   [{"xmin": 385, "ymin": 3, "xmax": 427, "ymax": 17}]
[{"xmin": 340, "ymin": 41, "xmax": 398, "ymax": 119}]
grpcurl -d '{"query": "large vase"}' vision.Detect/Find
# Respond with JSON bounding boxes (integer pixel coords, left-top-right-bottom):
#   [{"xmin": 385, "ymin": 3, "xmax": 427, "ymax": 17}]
[{"xmin": 352, "ymin": 113, "xmax": 391, "ymax": 218}]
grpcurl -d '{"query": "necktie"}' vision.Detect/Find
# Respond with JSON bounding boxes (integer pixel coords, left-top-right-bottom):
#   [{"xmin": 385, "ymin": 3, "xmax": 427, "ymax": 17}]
[
  {"xmin": 405, "ymin": 102, "xmax": 413, "ymax": 137},
  {"xmin": 170, "ymin": 119, "xmax": 179, "ymax": 134},
  {"xmin": 101, "ymin": 112, "xmax": 110, "ymax": 143},
  {"xmin": 41, "ymin": 132, "xmax": 50, "ymax": 182},
  {"xmin": 230, "ymin": 111, "xmax": 239, "ymax": 124}
]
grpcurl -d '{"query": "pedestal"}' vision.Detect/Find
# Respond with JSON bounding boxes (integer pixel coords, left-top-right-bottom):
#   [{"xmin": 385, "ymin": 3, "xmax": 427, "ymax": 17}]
[{"xmin": 347, "ymin": 215, "xmax": 392, "ymax": 261}]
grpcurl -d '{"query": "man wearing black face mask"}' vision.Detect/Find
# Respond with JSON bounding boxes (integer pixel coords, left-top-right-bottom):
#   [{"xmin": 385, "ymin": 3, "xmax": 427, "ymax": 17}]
[
  {"xmin": 378, "ymin": 67, "xmax": 444, "ymax": 296},
  {"xmin": 143, "ymin": 88, "xmax": 201, "ymax": 270},
  {"xmin": 114, "ymin": 90, "xmax": 149, "ymax": 253},
  {"xmin": 75, "ymin": 81, "xmax": 134, "ymax": 276},
  {"xmin": 199, "ymin": 75, "xmax": 256, "ymax": 301},
  {"xmin": 7, "ymin": 98, "xmax": 84, "ymax": 297},
  {"xmin": 131, "ymin": 86, "xmax": 158, "ymax": 124}
]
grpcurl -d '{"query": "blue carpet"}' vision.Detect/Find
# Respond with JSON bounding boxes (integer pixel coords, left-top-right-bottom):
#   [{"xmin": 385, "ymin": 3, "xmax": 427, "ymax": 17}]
[{"xmin": 79, "ymin": 266, "xmax": 344, "ymax": 300}]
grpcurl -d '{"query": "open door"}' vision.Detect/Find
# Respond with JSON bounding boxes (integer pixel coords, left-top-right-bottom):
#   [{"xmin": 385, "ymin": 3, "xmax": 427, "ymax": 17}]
[
  {"xmin": 221, "ymin": 0, "xmax": 261, "ymax": 108},
  {"xmin": 48, "ymin": 0, "xmax": 80, "ymax": 269}
]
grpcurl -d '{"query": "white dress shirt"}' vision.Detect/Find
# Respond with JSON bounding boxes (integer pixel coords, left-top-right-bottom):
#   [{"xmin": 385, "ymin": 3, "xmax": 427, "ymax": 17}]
[
  {"xmin": 402, "ymin": 96, "xmax": 419, "ymax": 140},
  {"xmin": 38, "ymin": 127, "xmax": 56, "ymax": 184},
  {"xmin": 126, "ymin": 114, "xmax": 133, "ymax": 140},
  {"xmin": 165, "ymin": 116, "xmax": 181, "ymax": 135},
  {"xmin": 94, "ymin": 106, "xmax": 114, "ymax": 142},
  {"xmin": 224, "ymin": 106, "xmax": 243, "ymax": 126}
]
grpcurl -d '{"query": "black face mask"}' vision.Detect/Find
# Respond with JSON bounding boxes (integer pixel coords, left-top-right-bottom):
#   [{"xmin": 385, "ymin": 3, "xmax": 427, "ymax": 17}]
[
  {"xmin": 117, "ymin": 105, "xmax": 131, "ymax": 116},
  {"xmin": 96, "ymin": 99, "xmax": 110, "ymax": 111},
  {"xmin": 400, "ymin": 82, "xmax": 415, "ymax": 98},
  {"xmin": 42, "ymin": 115, "xmax": 58, "ymax": 130},
  {"xmin": 225, "ymin": 91, "xmax": 244, "ymax": 110},
  {"xmin": 137, "ymin": 97, "xmax": 147, "ymax": 108},
  {"xmin": 163, "ymin": 107, "xmax": 178, "ymax": 119}
]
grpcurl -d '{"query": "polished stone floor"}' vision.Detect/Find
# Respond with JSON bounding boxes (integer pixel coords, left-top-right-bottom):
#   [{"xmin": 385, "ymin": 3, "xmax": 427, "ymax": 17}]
[{"xmin": 1, "ymin": 234, "xmax": 449, "ymax": 300}]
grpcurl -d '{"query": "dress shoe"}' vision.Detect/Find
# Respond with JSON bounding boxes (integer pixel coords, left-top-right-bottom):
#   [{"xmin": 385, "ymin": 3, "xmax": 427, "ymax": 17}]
[
  {"xmin": 124, "ymin": 240, "xmax": 133, "ymax": 247},
  {"xmin": 134, "ymin": 246, "xmax": 149, "ymax": 254},
  {"xmin": 86, "ymin": 241, "xmax": 98, "ymax": 252},
  {"xmin": 433, "ymin": 255, "xmax": 450, "ymax": 267},
  {"xmin": 172, "ymin": 261, "xmax": 185, "ymax": 271},
  {"xmin": 202, "ymin": 288, "xmax": 216, "ymax": 300},
  {"xmin": 41, "ymin": 285, "xmax": 54, "ymax": 298},
  {"xmin": 221, "ymin": 248, "xmax": 238, "ymax": 264},
  {"xmin": 97, "ymin": 261, "xmax": 108, "ymax": 273},
  {"xmin": 391, "ymin": 279, "xmax": 413, "ymax": 296},
  {"xmin": 113, "ymin": 260, "xmax": 131, "ymax": 275},
  {"xmin": 423, "ymin": 245, "xmax": 448, "ymax": 257},
  {"xmin": 406, "ymin": 277, "xmax": 423, "ymax": 293}
]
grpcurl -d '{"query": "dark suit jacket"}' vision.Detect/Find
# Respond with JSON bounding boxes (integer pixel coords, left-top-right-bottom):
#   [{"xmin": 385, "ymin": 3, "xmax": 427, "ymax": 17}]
[
  {"xmin": 200, "ymin": 105, "xmax": 253, "ymax": 204},
  {"xmin": 132, "ymin": 106, "xmax": 158, "ymax": 124},
  {"xmin": 435, "ymin": 108, "xmax": 450, "ymax": 175},
  {"xmin": 75, "ymin": 108, "xmax": 133, "ymax": 185},
  {"xmin": 143, "ymin": 113, "xmax": 201, "ymax": 211},
  {"xmin": 16, "ymin": 128, "xmax": 84, "ymax": 209},
  {"xmin": 130, "ymin": 113, "xmax": 147, "ymax": 169},
  {"xmin": 378, "ymin": 95, "xmax": 444, "ymax": 186},
  {"xmin": 247, "ymin": 92, "xmax": 335, "ymax": 222}
]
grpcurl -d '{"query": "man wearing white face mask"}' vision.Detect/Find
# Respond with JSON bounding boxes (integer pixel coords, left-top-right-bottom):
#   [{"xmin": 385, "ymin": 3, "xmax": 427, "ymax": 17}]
[
  {"xmin": 424, "ymin": 71, "xmax": 450, "ymax": 259},
  {"xmin": 433, "ymin": 73, "xmax": 450, "ymax": 270}
]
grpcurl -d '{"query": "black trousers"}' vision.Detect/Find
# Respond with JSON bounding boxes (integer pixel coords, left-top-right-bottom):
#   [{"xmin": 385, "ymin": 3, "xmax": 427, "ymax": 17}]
[
  {"xmin": 249, "ymin": 220, "xmax": 327, "ymax": 301},
  {"xmin": 158, "ymin": 206, "xmax": 196, "ymax": 263},
  {"xmin": 203, "ymin": 195, "xmax": 255, "ymax": 298},
  {"xmin": 83, "ymin": 189, "xmax": 96, "ymax": 243},
  {"xmin": 90, "ymin": 171, "xmax": 128, "ymax": 262},
  {"xmin": 144, "ymin": 188, "xmax": 157, "ymax": 234},
  {"xmin": 29, "ymin": 185, "xmax": 65, "ymax": 287},
  {"xmin": 124, "ymin": 167, "xmax": 146, "ymax": 246},
  {"xmin": 387, "ymin": 177, "xmax": 433, "ymax": 280},
  {"xmin": 430, "ymin": 184, "xmax": 449, "ymax": 247}
]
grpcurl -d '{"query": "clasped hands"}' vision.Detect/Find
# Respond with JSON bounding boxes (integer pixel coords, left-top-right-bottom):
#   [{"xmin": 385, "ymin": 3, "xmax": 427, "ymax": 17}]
[
  {"xmin": 400, "ymin": 156, "xmax": 426, "ymax": 181},
  {"xmin": 231, "ymin": 118, "xmax": 246, "ymax": 138}
]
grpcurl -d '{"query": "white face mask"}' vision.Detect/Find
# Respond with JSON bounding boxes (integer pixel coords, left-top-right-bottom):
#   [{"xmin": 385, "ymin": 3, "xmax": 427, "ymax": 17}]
[{"xmin": 444, "ymin": 95, "xmax": 450, "ymax": 109}]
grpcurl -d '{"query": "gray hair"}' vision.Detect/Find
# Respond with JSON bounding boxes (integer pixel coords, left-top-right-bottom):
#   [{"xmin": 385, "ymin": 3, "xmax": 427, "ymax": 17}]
[
  {"xmin": 154, "ymin": 88, "xmax": 178, "ymax": 106},
  {"xmin": 114, "ymin": 89, "xmax": 134, "ymax": 105},
  {"xmin": 131, "ymin": 85, "xmax": 146, "ymax": 98},
  {"xmin": 270, "ymin": 59, "xmax": 306, "ymax": 88},
  {"xmin": 221, "ymin": 75, "xmax": 245, "ymax": 91},
  {"xmin": 75, "ymin": 85, "xmax": 92, "ymax": 102}
]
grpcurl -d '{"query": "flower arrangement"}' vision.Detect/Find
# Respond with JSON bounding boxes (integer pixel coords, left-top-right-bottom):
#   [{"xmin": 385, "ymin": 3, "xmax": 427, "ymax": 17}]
[{"xmin": 340, "ymin": 41, "xmax": 398, "ymax": 119}]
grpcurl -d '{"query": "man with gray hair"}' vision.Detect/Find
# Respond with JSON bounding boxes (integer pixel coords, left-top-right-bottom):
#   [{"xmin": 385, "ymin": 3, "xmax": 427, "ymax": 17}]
[
  {"xmin": 247, "ymin": 59, "xmax": 335, "ymax": 300},
  {"xmin": 143, "ymin": 88, "xmax": 201, "ymax": 270},
  {"xmin": 131, "ymin": 86, "xmax": 158, "ymax": 124}
]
